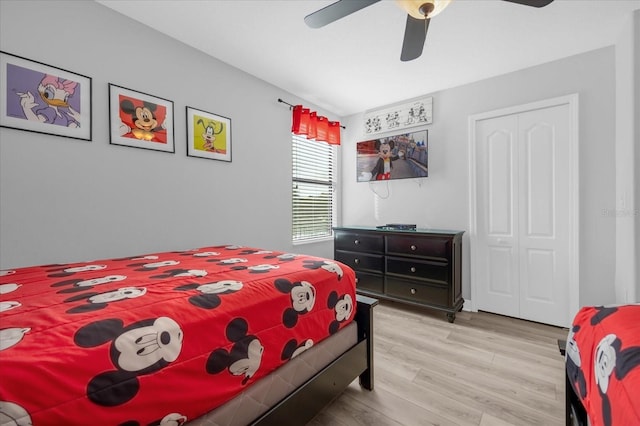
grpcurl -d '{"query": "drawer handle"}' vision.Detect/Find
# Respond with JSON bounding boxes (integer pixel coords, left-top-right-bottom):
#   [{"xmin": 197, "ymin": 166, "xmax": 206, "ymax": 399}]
[
  {"xmin": 354, "ymin": 258, "xmax": 360, "ymax": 265},
  {"xmin": 354, "ymin": 239, "xmax": 360, "ymax": 245},
  {"xmin": 410, "ymin": 245, "xmax": 417, "ymax": 251},
  {"xmin": 410, "ymin": 288, "xmax": 417, "ymax": 295},
  {"xmin": 410, "ymin": 266, "xmax": 416, "ymax": 273}
]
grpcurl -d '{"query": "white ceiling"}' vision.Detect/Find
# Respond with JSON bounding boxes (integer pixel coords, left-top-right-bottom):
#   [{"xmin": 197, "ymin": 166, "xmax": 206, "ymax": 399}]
[{"xmin": 97, "ymin": 0, "xmax": 639, "ymax": 117}]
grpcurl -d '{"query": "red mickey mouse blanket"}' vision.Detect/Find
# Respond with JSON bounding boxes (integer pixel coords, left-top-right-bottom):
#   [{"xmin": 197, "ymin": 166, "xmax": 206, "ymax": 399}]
[
  {"xmin": 565, "ymin": 304, "xmax": 640, "ymax": 426},
  {"xmin": 0, "ymin": 245, "xmax": 356, "ymax": 425}
]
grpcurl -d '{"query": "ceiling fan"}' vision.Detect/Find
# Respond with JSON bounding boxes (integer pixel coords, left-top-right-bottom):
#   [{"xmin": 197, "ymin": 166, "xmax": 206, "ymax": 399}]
[{"xmin": 304, "ymin": 0, "xmax": 554, "ymax": 62}]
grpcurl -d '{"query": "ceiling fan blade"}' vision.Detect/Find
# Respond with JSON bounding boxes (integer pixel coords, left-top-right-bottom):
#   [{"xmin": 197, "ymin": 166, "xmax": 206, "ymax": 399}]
[
  {"xmin": 304, "ymin": 0, "xmax": 381, "ymax": 28},
  {"xmin": 400, "ymin": 14, "xmax": 429, "ymax": 62},
  {"xmin": 502, "ymin": 0, "xmax": 554, "ymax": 7}
]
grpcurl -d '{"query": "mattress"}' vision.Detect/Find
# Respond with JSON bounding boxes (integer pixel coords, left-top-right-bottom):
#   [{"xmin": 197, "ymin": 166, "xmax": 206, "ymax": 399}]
[
  {"xmin": 0, "ymin": 245, "xmax": 356, "ymax": 425},
  {"xmin": 565, "ymin": 304, "xmax": 640, "ymax": 426}
]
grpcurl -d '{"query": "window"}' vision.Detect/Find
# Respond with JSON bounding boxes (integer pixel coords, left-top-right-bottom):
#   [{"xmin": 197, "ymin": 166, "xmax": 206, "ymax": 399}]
[{"xmin": 292, "ymin": 134, "xmax": 337, "ymax": 243}]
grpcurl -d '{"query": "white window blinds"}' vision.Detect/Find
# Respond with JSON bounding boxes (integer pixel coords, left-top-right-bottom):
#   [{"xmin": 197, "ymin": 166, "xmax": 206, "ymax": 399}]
[{"xmin": 292, "ymin": 134, "xmax": 337, "ymax": 242}]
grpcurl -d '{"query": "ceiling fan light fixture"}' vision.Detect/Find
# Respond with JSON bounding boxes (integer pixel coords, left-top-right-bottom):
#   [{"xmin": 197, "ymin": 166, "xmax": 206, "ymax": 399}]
[{"xmin": 396, "ymin": 0, "xmax": 452, "ymax": 19}]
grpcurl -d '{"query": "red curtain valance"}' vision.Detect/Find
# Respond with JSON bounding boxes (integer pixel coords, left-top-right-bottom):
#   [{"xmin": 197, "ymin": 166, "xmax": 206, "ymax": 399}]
[
  {"xmin": 308, "ymin": 111, "xmax": 317, "ymax": 140},
  {"xmin": 327, "ymin": 121, "xmax": 341, "ymax": 145},
  {"xmin": 291, "ymin": 104, "xmax": 340, "ymax": 145},
  {"xmin": 291, "ymin": 105, "xmax": 310, "ymax": 134}
]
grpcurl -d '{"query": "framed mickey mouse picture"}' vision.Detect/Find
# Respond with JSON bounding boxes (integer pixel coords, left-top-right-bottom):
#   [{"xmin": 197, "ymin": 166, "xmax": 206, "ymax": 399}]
[
  {"xmin": 186, "ymin": 106, "xmax": 232, "ymax": 162},
  {"xmin": 108, "ymin": 83, "xmax": 175, "ymax": 153}
]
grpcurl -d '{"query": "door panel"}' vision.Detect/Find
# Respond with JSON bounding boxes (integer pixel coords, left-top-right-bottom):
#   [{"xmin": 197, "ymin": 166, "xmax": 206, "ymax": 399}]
[
  {"xmin": 488, "ymin": 130, "xmax": 514, "ymax": 236},
  {"xmin": 525, "ymin": 124, "xmax": 555, "ymax": 237},
  {"xmin": 476, "ymin": 115, "xmax": 518, "ymax": 317},
  {"xmin": 487, "ymin": 246, "xmax": 515, "ymax": 296},
  {"xmin": 518, "ymin": 105, "xmax": 570, "ymax": 326},
  {"xmin": 523, "ymin": 248, "xmax": 555, "ymax": 301}
]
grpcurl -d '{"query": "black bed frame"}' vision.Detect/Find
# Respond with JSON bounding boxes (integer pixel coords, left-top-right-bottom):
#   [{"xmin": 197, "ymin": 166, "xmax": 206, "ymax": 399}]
[
  {"xmin": 559, "ymin": 339, "xmax": 588, "ymax": 426},
  {"xmin": 252, "ymin": 294, "xmax": 378, "ymax": 425},
  {"xmin": 565, "ymin": 369, "xmax": 588, "ymax": 425}
]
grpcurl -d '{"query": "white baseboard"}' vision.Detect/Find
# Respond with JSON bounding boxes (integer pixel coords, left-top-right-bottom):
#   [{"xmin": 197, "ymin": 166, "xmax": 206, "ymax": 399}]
[{"xmin": 462, "ymin": 299, "xmax": 475, "ymax": 312}]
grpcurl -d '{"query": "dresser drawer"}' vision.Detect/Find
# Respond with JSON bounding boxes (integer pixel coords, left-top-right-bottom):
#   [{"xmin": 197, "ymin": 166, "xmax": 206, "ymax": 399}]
[
  {"xmin": 335, "ymin": 250, "xmax": 384, "ymax": 274},
  {"xmin": 386, "ymin": 257, "xmax": 449, "ymax": 285},
  {"xmin": 355, "ymin": 271, "xmax": 384, "ymax": 294},
  {"xmin": 386, "ymin": 235, "xmax": 451, "ymax": 261},
  {"xmin": 385, "ymin": 278, "xmax": 449, "ymax": 307},
  {"xmin": 335, "ymin": 231, "xmax": 384, "ymax": 253}
]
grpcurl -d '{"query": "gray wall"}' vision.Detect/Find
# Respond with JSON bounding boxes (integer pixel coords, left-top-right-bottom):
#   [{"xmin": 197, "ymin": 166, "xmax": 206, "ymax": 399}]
[
  {"xmin": 615, "ymin": 9, "xmax": 639, "ymax": 304},
  {"xmin": 635, "ymin": 10, "xmax": 640, "ymax": 302},
  {"xmin": 340, "ymin": 47, "xmax": 618, "ymax": 307},
  {"xmin": 0, "ymin": 0, "xmax": 337, "ymax": 268}
]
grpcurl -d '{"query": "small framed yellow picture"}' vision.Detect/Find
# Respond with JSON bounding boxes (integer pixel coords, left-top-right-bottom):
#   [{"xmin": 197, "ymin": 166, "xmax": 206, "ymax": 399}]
[{"xmin": 186, "ymin": 106, "xmax": 231, "ymax": 162}]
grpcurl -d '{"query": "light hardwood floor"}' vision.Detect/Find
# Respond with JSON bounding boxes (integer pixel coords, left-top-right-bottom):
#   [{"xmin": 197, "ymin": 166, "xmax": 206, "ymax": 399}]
[{"xmin": 308, "ymin": 300, "xmax": 569, "ymax": 426}]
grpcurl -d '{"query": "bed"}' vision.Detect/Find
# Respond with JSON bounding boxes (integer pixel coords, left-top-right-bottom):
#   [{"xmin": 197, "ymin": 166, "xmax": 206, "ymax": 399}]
[
  {"xmin": 564, "ymin": 304, "xmax": 640, "ymax": 426},
  {"xmin": 0, "ymin": 244, "xmax": 376, "ymax": 426}
]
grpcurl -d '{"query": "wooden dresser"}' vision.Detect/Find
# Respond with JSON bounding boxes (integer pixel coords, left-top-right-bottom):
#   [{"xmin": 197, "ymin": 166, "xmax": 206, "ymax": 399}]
[{"xmin": 334, "ymin": 226, "xmax": 464, "ymax": 322}]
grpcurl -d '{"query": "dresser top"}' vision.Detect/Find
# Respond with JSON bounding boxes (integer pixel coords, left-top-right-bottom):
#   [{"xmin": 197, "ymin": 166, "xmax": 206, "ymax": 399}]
[{"xmin": 334, "ymin": 226, "xmax": 464, "ymax": 236}]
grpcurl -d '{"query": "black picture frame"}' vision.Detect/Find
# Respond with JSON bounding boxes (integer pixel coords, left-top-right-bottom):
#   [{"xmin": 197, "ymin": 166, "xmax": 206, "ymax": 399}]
[
  {"xmin": 108, "ymin": 83, "xmax": 175, "ymax": 153},
  {"xmin": 186, "ymin": 106, "xmax": 232, "ymax": 162},
  {"xmin": 0, "ymin": 51, "xmax": 92, "ymax": 141}
]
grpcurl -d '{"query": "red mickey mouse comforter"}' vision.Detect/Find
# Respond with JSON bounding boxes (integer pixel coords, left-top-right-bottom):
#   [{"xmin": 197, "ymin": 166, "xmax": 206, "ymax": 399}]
[
  {"xmin": 0, "ymin": 245, "xmax": 356, "ymax": 425},
  {"xmin": 565, "ymin": 304, "xmax": 640, "ymax": 426}
]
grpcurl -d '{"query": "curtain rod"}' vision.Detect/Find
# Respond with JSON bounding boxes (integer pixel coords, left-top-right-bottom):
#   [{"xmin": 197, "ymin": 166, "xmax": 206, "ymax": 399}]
[
  {"xmin": 277, "ymin": 98, "xmax": 296, "ymax": 109},
  {"xmin": 278, "ymin": 98, "xmax": 346, "ymax": 129}
]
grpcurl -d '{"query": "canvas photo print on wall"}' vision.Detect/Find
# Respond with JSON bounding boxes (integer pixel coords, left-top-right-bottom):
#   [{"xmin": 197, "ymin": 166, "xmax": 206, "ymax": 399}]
[
  {"xmin": 357, "ymin": 129, "xmax": 428, "ymax": 182},
  {"xmin": 0, "ymin": 51, "xmax": 92, "ymax": 141}
]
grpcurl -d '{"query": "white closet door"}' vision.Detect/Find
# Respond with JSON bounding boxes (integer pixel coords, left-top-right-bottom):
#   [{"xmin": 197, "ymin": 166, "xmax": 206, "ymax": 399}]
[
  {"xmin": 517, "ymin": 104, "xmax": 571, "ymax": 327},
  {"xmin": 474, "ymin": 104, "xmax": 571, "ymax": 327},
  {"xmin": 475, "ymin": 114, "xmax": 520, "ymax": 318}
]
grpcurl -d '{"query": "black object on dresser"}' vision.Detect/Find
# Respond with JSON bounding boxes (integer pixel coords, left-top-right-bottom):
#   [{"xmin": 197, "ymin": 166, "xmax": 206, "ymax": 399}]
[{"xmin": 334, "ymin": 226, "xmax": 464, "ymax": 323}]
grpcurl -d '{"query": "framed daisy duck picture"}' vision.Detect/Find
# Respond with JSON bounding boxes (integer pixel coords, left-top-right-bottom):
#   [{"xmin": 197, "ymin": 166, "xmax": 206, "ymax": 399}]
[
  {"xmin": 186, "ymin": 106, "xmax": 232, "ymax": 162},
  {"xmin": 0, "ymin": 51, "xmax": 92, "ymax": 141}
]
